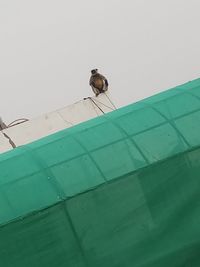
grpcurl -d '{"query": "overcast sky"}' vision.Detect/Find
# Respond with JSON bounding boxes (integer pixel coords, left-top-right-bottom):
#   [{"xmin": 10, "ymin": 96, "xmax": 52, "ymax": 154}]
[{"xmin": 1, "ymin": 0, "xmax": 200, "ymax": 122}]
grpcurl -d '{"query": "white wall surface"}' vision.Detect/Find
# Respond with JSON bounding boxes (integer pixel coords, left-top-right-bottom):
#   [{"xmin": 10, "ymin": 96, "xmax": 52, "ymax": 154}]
[{"xmin": 0, "ymin": 93, "xmax": 116, "ymax": 154}]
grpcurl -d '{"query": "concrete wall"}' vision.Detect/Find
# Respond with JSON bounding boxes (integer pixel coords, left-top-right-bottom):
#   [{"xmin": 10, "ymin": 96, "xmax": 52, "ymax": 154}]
[{"xmin": 0, "ymin": 93, "xmax": 116, "ymax": 153}]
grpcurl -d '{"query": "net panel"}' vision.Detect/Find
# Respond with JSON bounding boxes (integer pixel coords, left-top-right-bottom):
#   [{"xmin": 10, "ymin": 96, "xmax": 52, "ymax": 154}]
[{"xmin": 0, "ymin": 79, "xmax": 200, "ymax": 266}]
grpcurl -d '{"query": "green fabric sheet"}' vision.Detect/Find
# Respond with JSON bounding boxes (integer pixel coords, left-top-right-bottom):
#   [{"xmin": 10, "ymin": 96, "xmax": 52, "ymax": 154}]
[{"xmin": 0, "ymin": 78, "xmax": 200, "ymax": 266}]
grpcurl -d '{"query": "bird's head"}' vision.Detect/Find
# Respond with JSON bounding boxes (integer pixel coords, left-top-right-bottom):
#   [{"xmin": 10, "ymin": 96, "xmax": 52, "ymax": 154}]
[{"xmin": 91, "ymin": 69, "xmax": 98, "ymax": 75}]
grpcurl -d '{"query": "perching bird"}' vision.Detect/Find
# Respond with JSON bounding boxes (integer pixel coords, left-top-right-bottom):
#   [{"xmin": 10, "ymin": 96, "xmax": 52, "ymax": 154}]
[{"xmin": 89, "ymin": 69, "xmax": 109, "ymax": 97}]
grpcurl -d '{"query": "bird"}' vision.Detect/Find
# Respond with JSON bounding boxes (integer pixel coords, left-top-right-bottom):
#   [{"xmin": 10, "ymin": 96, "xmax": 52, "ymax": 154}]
[{"xmin": 89, "ymin": 69, "xmax": 109, "ymax": 97}]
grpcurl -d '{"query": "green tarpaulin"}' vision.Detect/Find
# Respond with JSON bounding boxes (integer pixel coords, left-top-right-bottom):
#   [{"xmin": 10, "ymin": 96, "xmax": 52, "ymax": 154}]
[{"xmin": 1, "ymin": 79, "xmax": 200, "ymax": 266}]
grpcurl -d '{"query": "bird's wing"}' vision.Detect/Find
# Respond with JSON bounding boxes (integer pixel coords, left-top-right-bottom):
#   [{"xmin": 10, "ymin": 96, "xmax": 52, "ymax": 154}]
[
  {"xmin": 99, "ymin": 74, "xmax": 109, "ymax": 87},
  {"xmin": 89, "ymin": 77, "xmax": 96, "ymax": 87}
]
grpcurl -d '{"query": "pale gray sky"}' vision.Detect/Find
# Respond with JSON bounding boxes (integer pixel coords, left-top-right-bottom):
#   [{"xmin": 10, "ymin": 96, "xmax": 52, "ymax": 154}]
[{"xmin": 1, "ymin": 0, "xmax": 200, "ymax": 122}]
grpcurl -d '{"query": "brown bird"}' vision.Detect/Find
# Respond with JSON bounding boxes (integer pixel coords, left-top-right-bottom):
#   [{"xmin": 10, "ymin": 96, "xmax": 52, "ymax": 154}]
[{"xmin": 89, "ymin": 69, "xmax": 109, "ymax": 96}]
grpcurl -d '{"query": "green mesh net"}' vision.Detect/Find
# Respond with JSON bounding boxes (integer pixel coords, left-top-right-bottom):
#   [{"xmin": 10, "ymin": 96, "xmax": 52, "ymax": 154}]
[{"xmin": 1, "ymin": 79, "xmax": 200, "ymax": 266}]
